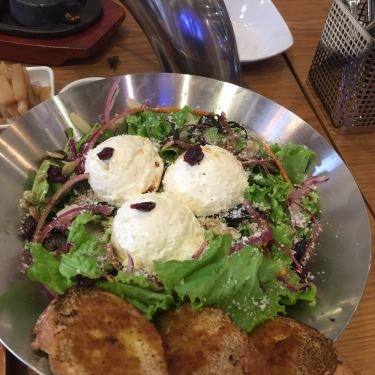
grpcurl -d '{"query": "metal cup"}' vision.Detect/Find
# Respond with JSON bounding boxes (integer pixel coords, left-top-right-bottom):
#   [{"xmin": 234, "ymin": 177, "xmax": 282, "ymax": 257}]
[{"xmin": 119, "ymin": 0, "xmax": 241, "ymax": 84}]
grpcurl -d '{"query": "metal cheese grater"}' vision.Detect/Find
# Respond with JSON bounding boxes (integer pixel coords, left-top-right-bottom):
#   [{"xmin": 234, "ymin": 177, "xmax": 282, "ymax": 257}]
[{"xmin": 309, "ymin": 0, "xmax": 375, "ymax": 133}]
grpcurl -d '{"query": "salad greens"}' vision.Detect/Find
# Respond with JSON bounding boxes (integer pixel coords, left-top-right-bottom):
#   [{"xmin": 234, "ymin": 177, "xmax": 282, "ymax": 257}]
[{"xmin": 20, "ymin": 105, "xmax": 325, "ymax": 334}]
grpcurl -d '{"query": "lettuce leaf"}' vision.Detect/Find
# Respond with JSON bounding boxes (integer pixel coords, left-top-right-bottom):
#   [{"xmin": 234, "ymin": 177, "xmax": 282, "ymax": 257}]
[
  {"xmin": 28, "ymin": 159, "xmax": 64, "ymax": 210},
  {"xmin": 126, "ymin": 111, "xmax": 172, "ymax": 140},
  {"xmin": 67, "ymin": 211, "xmax": 109, "ymax": 245},
  {"xmin": 97, "ymin": 272, "xmax": 175, "ymax": 319},
  {"xmin": 154, "ymin": 235, "xmax": 315, "ymax": 333},
  {"xmin": 245, "ymin": 173, "xmax": 291, "ymax": 217},
  {"xmin": 59, "ymin": 240, "xmax": 106, "ymax": 280},
  {"xmin": 97, "ymin": 235, "xmax": 317, "ymax": 332},
  {"xmin": 154, "ymin": 234, "xmax": 231, "ymax": 290},
  {"xmin": 59, "ymin": 212, "xmax": 111, "ymax": 280},
  {"xmin": 30, "ymin": 159, "xmax": 51, "ymax": 207},
  {"xmin": 272, "ymin": 143, "xmax": 316, "ymax": 185},
  {"xmin": 125, "ymin": 106, "xmax": 198, "ymax": 141},
  {"xmin": 26, "ymin": 212, "xmax": 112, "ymax": 294},
  {"xmin": 169, "ymin": 106, "xmax": 198, "ymax": 127},
  {"xmin": 26, "ymin": 242, "xmax": 74, "ymax": 294}
]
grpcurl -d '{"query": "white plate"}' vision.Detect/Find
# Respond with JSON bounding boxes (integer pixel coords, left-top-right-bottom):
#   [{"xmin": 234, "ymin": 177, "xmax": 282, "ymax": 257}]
[
  {"xmin": 224, "ymin": 0, "xmax": 294, "ymax": 63},
  {"xmin": 0, "ymin": 66, "xmax": 54, "ymax": 130}
]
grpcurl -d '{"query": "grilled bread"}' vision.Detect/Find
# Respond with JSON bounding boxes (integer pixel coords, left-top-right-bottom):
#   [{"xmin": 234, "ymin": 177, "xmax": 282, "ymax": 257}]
[
  {"xmin": 31, "ymin": 287, "xmax": 168, "ymax": 375},
  {"xmin": 155, "ymin": 303, "xmax": 269, "ymax": 374},
  {"xmin": 248, "ymin": 316, "xmax": 339, "ymax": 375},
  {"xmin": 32, "ymin": 288, "xmax": 357, "ymax": 375}
]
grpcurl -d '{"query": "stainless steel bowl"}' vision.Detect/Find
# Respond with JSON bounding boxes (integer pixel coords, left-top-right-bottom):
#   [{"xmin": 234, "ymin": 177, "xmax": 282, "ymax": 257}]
[{"xmin": 0, "ymin": 73, "xmax": 371, "ymax": 375}]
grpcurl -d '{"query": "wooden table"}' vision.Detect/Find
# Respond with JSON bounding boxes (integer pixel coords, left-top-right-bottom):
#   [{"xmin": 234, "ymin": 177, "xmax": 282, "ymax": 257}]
[{"xmin": 1, "ymin": 0, "xmax": 375, "ymax": 373}]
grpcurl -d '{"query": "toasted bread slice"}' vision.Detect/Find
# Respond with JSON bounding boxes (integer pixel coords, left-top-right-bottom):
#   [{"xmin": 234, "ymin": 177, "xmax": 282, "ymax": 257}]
[
  {"xmin": 32, "ymin": 287, "xmax": 168, "ymax": 375},
  {"xmin": 156, "ymin": 303, "xmax": 269, "ymax": 375},
  {"xmin": 248, "ymin": 316, "xmax": 338, "ymax": 375}
]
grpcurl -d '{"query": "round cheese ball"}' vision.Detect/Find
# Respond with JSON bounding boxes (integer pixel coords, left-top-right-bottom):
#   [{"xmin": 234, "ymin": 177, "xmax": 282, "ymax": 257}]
[
  {"xmin": 111, "ymin": 192, "xmax": 204, "ymax": 271},
  {"xmin": 85, "ymin": 135, "xmax": 163, "ymax": 207},
  {"xmin": 163, "ymin": 145, "xmax": 248, "ymax": 217}
]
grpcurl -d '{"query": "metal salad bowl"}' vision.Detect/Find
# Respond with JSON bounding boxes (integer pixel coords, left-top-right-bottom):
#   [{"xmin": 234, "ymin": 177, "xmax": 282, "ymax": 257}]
[{"xmin": 0, "ymin": 73, "xmax": 371, "ymax": 375}]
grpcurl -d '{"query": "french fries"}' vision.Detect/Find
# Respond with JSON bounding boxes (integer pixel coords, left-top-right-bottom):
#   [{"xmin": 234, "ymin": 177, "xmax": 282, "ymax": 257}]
[{"xmin": 0, "ymin": 61, "xmax": 52, "ymax": 124}]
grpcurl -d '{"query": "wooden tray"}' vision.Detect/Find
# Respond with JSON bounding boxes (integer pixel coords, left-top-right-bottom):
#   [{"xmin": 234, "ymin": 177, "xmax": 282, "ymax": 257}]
[
  {"xmin": 0, "ymin": 344, "xmax": 5, "ymax": 375},
  {"xmin": 0, "ymin": 343, "xmax": 38, "ymax": 375},
  {"xmin": 0, "ymin": 0, "xmax": 125, "ymax": 66}
]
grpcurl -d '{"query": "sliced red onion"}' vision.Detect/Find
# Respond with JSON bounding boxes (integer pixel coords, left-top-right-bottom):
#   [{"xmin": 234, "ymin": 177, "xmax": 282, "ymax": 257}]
[
  {"xmin": 38, "ymin": 203, "xmax": 114, "ymax": 242},
  {"xmin": 289, "ymin": 175, "xmax": 329, "ymax": 202},
  {"xmin": 273, "ymin": 240, "xmax": 304, "ymax": 275},
  {"xmin": 68, "ymin": 138, "xmax": 78, "ymax": 160},
  {"xmin": 173, "ymin": 139, "xmax": 193, "ymax": 150},
  {"xmin": 231, "ymin": 199, "xmax": 273, "ymax": 252},
  {"xmin": 219, "ymin": 112, "xmax": 234, "ymax": 136},
  {"xmin": 248, "ymin": 228, "xmax": 273, "ymax": 245},
  {"xmin": 33, "ymin": 173, "xmax": 90, "ymax": 243},
  {"xmin": 289, "ymin": 201, "xmax": 300, "ymax": 228},
  {"xmin": 220, "ymin": 113, "xmax": 244, "ymax": 153},
  {"xmin": 242, "ymin": 199, "xmax": 266, "ymax": 223},
  {"xmin": 192, "ymin": 240, "xmax": 207, "ymax": 259},
  {"xmin": 105, "ymin": 243, "xmax": 117, "ymax": 263},
  {"xmin": 126, "ymin": 252, "xmax": 134, "ymax": 273},
  {"xmin": 278, "ymin": 275, "xmax": 305, "ymax": 292},
  {"xmin": 103, "ymin": 77, "xmax": 122, "ymax": 124},
  {"xmin": 288, "ymin": 175, "xmax": 327, "ymax": 231},
  {"xmin": 231, "ymin": 227, "xmax": 273, "ymax": 253},
  {"xmin": 81, "ymin": 107, "xmax": 143, "ymax": 156},
  {"xmin": 292, "ymin": 201, "xmax": 322, "ymax": 265},
  {"xmin": 75, "ymin": 157, "xmax": 86, "ymax": 175},
  {"xmin": 239, "ymin": 156, "xmax": 278, "ymax": 175}
]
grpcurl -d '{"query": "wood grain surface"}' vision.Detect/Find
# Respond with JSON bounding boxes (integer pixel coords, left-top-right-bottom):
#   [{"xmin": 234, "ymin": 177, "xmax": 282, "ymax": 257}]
[
  {"xmin": 1, "ymin": 0, "xmax": 374, "ymax": 374},
  {"xmin": 0, "ymin": 345, "xmax": 4, "ymax": 375}
]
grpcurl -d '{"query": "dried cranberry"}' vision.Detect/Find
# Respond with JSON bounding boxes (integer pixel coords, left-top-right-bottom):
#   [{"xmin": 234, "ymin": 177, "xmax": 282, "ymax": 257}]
[
  {"xmin": 47, "ymin": 166, "xmax": 67, "ymax": 183},
  {"xmin": 97, "ymin": 147, "xmax": 114, "ymax": 160},
  {"xmin": 130, "ymin": 202, "xmax": 156, "ymax": 211},
  {"xmin": 184, "ymin": 145, "xmax": 204, "ymax": 166}
]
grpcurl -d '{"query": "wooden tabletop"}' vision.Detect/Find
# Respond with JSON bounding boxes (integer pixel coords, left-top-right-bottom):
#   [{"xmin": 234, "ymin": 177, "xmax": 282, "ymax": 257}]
[{"xmin": 1, "ymin": 0, "xmax": 374, "ymax": 374}]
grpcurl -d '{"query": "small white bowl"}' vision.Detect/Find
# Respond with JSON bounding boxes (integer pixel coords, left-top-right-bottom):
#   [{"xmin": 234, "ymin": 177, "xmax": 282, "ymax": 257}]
[
  {"xmin": 60, "ymin": 77, "xmax": 104, "ymax": 93},
  {"xmin": 224, "ymin": 0, "xmax": 293, "ymax": 63},
  {"xmin": 26, "ymin": 66, "xmax": 55, "ymax": 96},
  {"xmin": 0, "ymin": 65, "xmax": 55, "ymax": 130}
]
